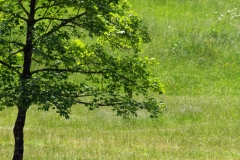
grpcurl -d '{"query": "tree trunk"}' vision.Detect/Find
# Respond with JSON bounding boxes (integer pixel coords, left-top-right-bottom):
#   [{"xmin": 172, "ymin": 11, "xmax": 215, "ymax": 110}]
[{"xmin": 12, "ymin": 107, "xmax": 27, "ymax": 160}]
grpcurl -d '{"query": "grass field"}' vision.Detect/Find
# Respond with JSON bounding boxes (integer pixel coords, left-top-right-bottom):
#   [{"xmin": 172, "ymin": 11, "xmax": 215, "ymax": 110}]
[{"xmin": 1, "ymin": 0, "xmax": 240, "ymax": 159}]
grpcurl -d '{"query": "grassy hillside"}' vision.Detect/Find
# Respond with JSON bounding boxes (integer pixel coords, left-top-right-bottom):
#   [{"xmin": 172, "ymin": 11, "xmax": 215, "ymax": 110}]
[
  {"xmin": 0, "ymin": 0, "xmax": 240, "ymax": 159},
  {"xmin": 132, "ymin": 0, "xmax": 240, "ymax": 96}
]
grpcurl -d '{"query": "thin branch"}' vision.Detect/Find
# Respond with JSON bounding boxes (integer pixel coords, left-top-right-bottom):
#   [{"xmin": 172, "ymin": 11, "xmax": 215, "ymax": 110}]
[
  {"xmin": 34, "ymin": 12, "xmax": 87, "ymax": 44},
  {"xmin": 8, "ymin": 41, "xmax": 25, "ymax": 46},
  {"xmin": 71, "ymin": 21, "xmax": 130, "ymax": 51},
  {"xmin": 18, "ymin": 16, "xmax": 28, "ymax": 22},
  {"xmin": 42, "ymin": 7, "xmax": 62, "ymax": 34},
  {"xmin": 11, "ymin": 48, "xmax": 24, "ymax": 55},
  {"xmin": 0, "ymin": 50, "xmax": 9, "ymax": 55},
  {"xmin": 18, "ymin": 0, "xmax": 30, "ymax": 16},
  {"xmin": 35, "ymin": 17, "xmax": 65, "ymax": 23},
  {"xmin": 61, "ymin": 93, "xmax": 95, "ymax": 99},
  {"xmin": 31, "ymin": 58, "xmax": 41, "ymax": 63},
  {"xmin": 0, "ymin": 7, "xmax": 27, "ymax": 21},
  {"xmin": 0, "ymin": 60, "xmax": 21, "ymax": 75},
  {"xmin": 0, "ymin": 93, "xmax": 19, "ymax": 101},
  {"xmin": 70, "ymin": 21, "xmax": 85, "ymax": 28},
  {"xmin": 42, "ymin": 1, "xmax": 52, "ymax": 17},
  {"xmin": 73, "ymin": 100, "xmax": 121, "ymax": 107},
  {"xmin": 35, "ymin": 2, "xmax": 64, "ymax": 11},
  {"xmin": 31, "ymin": 68, "xmax": 105, "ymax": 75}
]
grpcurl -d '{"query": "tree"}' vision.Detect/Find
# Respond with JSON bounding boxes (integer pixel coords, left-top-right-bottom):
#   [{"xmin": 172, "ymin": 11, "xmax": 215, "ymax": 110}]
[{"xmin": 0, "ymin": 0, "xmax": 165, "ymax": 159}]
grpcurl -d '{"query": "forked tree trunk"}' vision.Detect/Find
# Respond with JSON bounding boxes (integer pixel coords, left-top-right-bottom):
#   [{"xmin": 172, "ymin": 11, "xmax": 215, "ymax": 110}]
[{"xmin": 12, "ymin": 107, "xmax": 27, "ymax": 160}]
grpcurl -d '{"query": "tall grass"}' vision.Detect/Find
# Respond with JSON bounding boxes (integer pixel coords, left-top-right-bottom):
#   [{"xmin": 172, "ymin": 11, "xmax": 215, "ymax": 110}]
[
  {"xmin": 1, "ymin": 0, "xmax": 240, "ymax": 159},
  {"xmin": 1, "ymin": 95, "xmax": 239, "ymax": 159},
  {"xmin": 132, "ymin": 0, "xmax": 240, "ymax": 96}
]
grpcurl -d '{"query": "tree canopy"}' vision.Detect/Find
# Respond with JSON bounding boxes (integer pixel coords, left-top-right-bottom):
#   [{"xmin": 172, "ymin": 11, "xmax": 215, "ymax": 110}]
[
  {"xmin": 0, "ymin": 0, "xmax": 164, "ymax": 159},
  {"xmin": 0, "ymin": 0, "xmax": 165, "ymax": 117}
]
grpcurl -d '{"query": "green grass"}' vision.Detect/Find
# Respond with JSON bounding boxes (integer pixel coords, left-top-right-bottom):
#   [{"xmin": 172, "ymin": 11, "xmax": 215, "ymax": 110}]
[
  {"xmin": 1, "ymin": 95, "xmax": 240, "ymax": 159},
  {"xmin": 134, "ymin": 0, "xmax": 240, "ymax": 96},
  {"xmin": 1, "ymin": 0, "xmax": 240, "ymax": 159}
]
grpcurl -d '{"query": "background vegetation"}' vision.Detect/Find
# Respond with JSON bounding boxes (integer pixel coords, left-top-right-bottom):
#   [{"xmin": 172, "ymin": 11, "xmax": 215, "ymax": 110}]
[{"xmin": 1, "ymin": 0, "xmax": 239, "ymax": 159}]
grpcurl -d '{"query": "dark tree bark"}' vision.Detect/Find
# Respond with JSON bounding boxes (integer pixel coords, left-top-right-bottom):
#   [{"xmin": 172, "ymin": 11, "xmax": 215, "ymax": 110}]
[
  {"xmin": 12, "ymin": 107, "xmax": 27, "ymax": 160},
  {"xmin": 12, "ymin": 1, "xmax": 36, "ymax": 159}
]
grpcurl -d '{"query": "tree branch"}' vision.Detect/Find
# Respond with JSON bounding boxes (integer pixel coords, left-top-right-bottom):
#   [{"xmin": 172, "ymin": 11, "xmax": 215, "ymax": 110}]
[
  {"xmin": 42, "ymin": 7, "xmax": 63, "ymax": 34},
  {"xmin": 11, "ymin": 48, "xmax": 24, "ymax": 55},
  {"xmin": 0, "ymin": 7, "xmax": 27, "ymax": 22},
  {"xmin": 73, "ymin": 100, "xmax": 121, "ymax": 107},
  {"xmin": 31, "ymin": 58, "xmax": 41, "ymax": 63},
  {"xmin": 18, "ymin": 0, "xmax": 30, "ymax": 16},
  {"xmin": 39, "ymin": 0, "xmax": 53, "ymax": 17},
  {"xmin": 35, "ymin": 2, "xmax": 64, "ymax": 11},
  {"xmin": 35, "ymin": 17, "xmax": 65, "ymax": 22},
  {"xmin": 34, "ymin": 12, "xmax": 87, "ymax": 43},
  {"xmin": 0, "ymin": 60, "xmax": 21, "ymax": 75},
  {"xmin": 31, "ymin": 68, "xmax": 105, "ymax": 75},
  {"xmin": 71, "ymin": 20, "xmax": 130, "ymax": 51}
]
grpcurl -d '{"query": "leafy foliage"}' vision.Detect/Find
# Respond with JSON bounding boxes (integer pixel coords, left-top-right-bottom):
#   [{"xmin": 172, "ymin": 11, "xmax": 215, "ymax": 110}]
[{"xmin": 0, "ymin": 0, "xmax": 164, "ymax": 118}]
